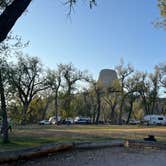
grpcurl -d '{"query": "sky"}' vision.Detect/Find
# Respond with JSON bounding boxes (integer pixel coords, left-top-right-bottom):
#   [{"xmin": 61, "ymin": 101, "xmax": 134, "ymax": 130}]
[{"xmin": 12, "ymin": 0, "xmax": 166, "ymax": 79}]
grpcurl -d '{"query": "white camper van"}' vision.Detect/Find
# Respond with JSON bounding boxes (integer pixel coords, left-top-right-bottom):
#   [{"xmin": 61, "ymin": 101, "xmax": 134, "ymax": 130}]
[
  {"xmin": 143, "ymin": 115, "xmax": 166, "ymax": 125},
  {"xmin": 49, "ymin": 116, "xmax": 61, "ymax": 124}
]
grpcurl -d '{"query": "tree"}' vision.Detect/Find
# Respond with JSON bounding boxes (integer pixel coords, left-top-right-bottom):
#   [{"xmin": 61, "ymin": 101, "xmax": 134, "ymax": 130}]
[
  {"xmin": 103, "ymin": 80, "xmax": 120, "ymax": 124},
  {"xmin": 45, "ymin": 66, "xmax": 62, "ymax": 123},
  {"xmin": 82, "ymin": 89, "xmax": 93, "ymax": 118},
  {"xmin": 94, "ymin": 82, "xmax": 102, "ymax": 124},
  {"xmin": 27, "ymin": 94, "xmax": 52, "ymax": 123},
  {"xmin": 156, "ymin": 0, "xmax": 166, "ymax": 28},
  {"xmin": 136, "ymin": 72, "xmax": 151, "ymax": 115},
  {"xmin": 66, "ymin": 91, "xmax": 92, "ymax": 119},
  {"xmin": 148, "ymin": 66, "xmax": 160, "ymax": 114},
  {"xmin": 0, "ymin": 0, "xmax": 32, "ymax": 42},
  {"xmin": 38, "ymin": 91, "xmax": 53, "ymax": 120},
  {"xmin": 0, "ymin": 0, "xmax": 97, "ymax": 43},
  {"xmin": 0, "ymin": 59, "xmax": 8, "ymax": 143},
  {"xmin": 60, "ymin": 63, "xmax": 88, "ymax": 117},
  {"xmin": 8, "ymin": 54, "xmax": 48, "ymax": 124},
  {"xmin": 159, "ymin": 62, "xmax": 166, "ymax": 89},
  {"xmin": 158, "ymin": 0, "xmax": 166, "ymax": 15},
  {"xmin": 115, "ymin": 61, "xmax": 134, "ymax": 124},
  {"xmin": 125, "ymin": 73, "xmax": 140, "ymax": 124},
  {"xmin": 0, "ymin": 34, "xmax": 25, "ymax": 142},
  {"xmin": 136, "ymin": 68, "xmax": 161, "ymax": 115},
  {"xmin": 88, "ymin": 79, "xmax": 103, "ymax": 124},
  {"xmin": 82, "ymin": 85, "xmax": 98, "ymax": 123}
]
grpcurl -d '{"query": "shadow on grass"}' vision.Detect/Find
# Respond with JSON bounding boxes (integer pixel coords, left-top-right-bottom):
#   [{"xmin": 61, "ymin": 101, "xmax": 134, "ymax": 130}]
[
  {"xmin": 0, "ymin": 136, "xmax": 57, "ymax": 151},
  {"xmin": 0, "ymin": 134, "xmax": 115, "ymax": 152}
]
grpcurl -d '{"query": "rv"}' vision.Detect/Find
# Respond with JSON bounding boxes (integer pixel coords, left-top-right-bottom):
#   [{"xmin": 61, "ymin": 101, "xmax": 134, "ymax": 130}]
[{"xmin": 143, "ymin": 115, "xmax": 166, "ymax": 125}]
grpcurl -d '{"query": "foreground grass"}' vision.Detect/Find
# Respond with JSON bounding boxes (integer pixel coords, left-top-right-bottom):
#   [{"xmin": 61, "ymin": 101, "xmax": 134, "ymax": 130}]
[{"xmin": 0, "ymin": 125, "xmax": 166, "ymax": 152}]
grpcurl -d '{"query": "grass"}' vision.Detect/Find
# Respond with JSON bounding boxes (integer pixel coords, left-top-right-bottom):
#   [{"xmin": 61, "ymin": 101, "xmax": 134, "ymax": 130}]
[{"xmin": 0, "ymin": 125, "xmax": 166, "ymax": 152}]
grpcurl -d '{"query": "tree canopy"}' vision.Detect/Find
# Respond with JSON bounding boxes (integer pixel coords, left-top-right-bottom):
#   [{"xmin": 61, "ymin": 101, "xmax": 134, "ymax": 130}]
[
  {"xmin": 155, "ymin": 0, "xmax": 166, "ymax": 28},
  {"xmin": 158, "ymin": 0, "xmax": 166, "ymax": 16}
]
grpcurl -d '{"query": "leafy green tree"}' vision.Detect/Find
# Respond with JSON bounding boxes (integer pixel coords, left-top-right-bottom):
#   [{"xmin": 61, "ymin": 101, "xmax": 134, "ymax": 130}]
[
  {"xmin": 64, "ymin": 91, "xmax": 92, "ymax": 119},
  {"xmin": 82, "ymin": 86, "xmax": 98, "ymax": 123},
  {"xmin": 60, "ymin": 63, "xmax": 88, "ymax": 118},
  {"xmin": 45, "ymin": 66, "xmax": 62, "ymax": 123},
  {"xmin": 148, "ymin": 66, "xmax": 160, "ymax": 114},
  {"xmin": 158, "ymin": 0, "xmax": 166, "ymax": 16},
  {"xmin": 26, "ymin": 95, "xmax": 53, "ymax": 123},
  {"xmin": 39, "ymin": 91, "xmax": 53, "ymax": 120},
  {"xmin": 156, "ymin": 0, "xmax": 166, "ymax": 28},
  {"xmin": 88, "ymin": 79, "xmax": 103, "ymax": 124},
  {"xmin": 0, "ymin": 34, "xmax": 25, "ymax": 142},
  {"xmin": 115, "ymin": 60, "xmax": 134, "ymax": 124},
  {"xmin": 82, "ymin": 89, "xmax": 93, "ymax": 117},
  {"xmin": 135, "ymin": 72, "xmax": 151, "ymax": 115},
  {"xmin": 125, "ymin": 73, "xmax": 140, "ymax": 124},
  {"xmin": 8, "ymin": 54, "xmax": 48, "ymax": 124},
  {"xmin": 159, "ymin": 62, "xmax": 166, "ymax": 89},
  {"xmin": 103, "ymin": 80, "xmax": 120, "ymax": 124},
  {"xmin": 135, "ymin": 67, "xmax": 160, "ymax": 115}
]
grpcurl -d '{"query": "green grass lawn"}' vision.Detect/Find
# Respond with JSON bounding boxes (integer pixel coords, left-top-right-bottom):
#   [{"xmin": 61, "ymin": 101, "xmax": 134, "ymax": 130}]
[{"xmin": 0, "ymin": 125, "xmax": 166, "ymax": 152}]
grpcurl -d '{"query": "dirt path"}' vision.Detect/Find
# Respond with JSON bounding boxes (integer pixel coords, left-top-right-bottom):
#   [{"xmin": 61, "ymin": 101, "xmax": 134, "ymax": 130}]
[{"xmin": 3, "ymin": 147, "xmax": 166, "ymax": 166}]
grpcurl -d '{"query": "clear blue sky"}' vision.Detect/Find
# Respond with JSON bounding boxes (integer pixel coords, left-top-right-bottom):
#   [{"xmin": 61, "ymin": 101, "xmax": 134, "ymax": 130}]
[{"xmin": 12, "ymin": 0, "xmax": 166, "ymax": 79}]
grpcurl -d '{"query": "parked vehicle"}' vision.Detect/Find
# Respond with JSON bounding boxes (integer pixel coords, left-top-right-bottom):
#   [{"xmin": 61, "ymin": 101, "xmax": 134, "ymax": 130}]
[
  {"xmin": 74, "ymin": 117, "xmax": 91, "ymax": 124},
  {"xmin": 129, "ymin": 119, "xmax": 140, "ymax": 125},
  {"xmin": 65, "ymin": 118, "xmax": 74, "ymax": 124},
  {"xmin": 60, "ymin": 118, "xmax": 74, "ymax": 125},
  {"xmin": 0, "ymin": 117, "xmax": 2, "ymax": 127},
  {"xmin": 39, "ymin": 120, "xmax": 51, "ymax": 125},
  {"xmin": 143, "ymin": 115, "xmax": 166, "ymax": 125},
  {"xmin": 49, "ymin": 116, "xmax": 61, "ymax": 124}
]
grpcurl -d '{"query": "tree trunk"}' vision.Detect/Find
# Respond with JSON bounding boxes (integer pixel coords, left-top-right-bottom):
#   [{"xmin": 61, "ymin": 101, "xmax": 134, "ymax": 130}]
[
  {"xmin": 126, "ymin": 100, "xmax": 133, "ymax": 124},
  {"xmin": 0, "ymin": 0, "xmax": 32, "ymax": 42},
  {"xmin": 110, "ymin": 104, "xmax": 116, "ymax": 124},
  {"xmin": 0, "ymin": 70, "xmax": 8, "ymax": 143},
  {"xmin": 92, "ymin": 106, "xmax": 96, "ymax": 124},
  {"xmin": 118, "ymin": 97, "xmax": 124, "ymax": 125},
  {"xmin": 119, "ymin": 84, "xmax": 125, "ymax": 125},
  {"xmin": 151, "ymin": 97, "xmax": 157, "ymax": 114},
  {"xmin": 63, "ymin": 87, "xmax": 72, "ymax": 118},
  {"xmin": 104, "ymin": 95, "xmax": 117, "ymax": 124},
  {"xmin": 41, "ymin": 97, "xmax": 52, "ymax": 120},
  {"xmin": 140, "ymin": 93, "xmax": 150, "ymax": 115},
  {"xmin": 95, "ymin": 92, "xmax": 101, "ymax": 124},
  {"xmin": 83, "ymin": 93, "xmax": 90, "ymax": 117},
  {"xmin": 54, "ymin": 93, "xmax": 58, "ymax": 123},
  {"xmin": 21, "ymin": 102, "xmax": 29, "ymax": 125}
]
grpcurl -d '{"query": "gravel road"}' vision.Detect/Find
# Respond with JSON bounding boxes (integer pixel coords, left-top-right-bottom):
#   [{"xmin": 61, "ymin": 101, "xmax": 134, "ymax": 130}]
[{"xmin": 2, "ymin": 147, "xmax": 166, "ymax": 166}]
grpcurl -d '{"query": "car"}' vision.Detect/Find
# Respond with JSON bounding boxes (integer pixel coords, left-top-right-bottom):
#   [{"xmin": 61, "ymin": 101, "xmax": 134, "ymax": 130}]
[
  {"xmin": 58, "ymin": 118, "xmax": 74, "ymax": 125},
  {"xmin": 65, "ymin": 118, "xmax": 74, "ymax": 124},
  {"xmin": 39, "ymin": 120, "xmax": 51, "ymax": 125},
  {"xmin": 129, "ymin": 119, "xmax": 140, "ymax": 125},
  {"xmin": 74, "ymin": 117, "xmax": 91, "ymax": 124},
  {"xmin": 129, "ymin": 119, "xmax": 141, "ymax": 125}
]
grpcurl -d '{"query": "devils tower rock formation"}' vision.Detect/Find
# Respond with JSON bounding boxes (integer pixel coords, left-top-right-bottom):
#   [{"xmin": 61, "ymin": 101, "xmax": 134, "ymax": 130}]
[{"xmin": 98, "ymin": 69, "xmax": 117, "ymax": 88}]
